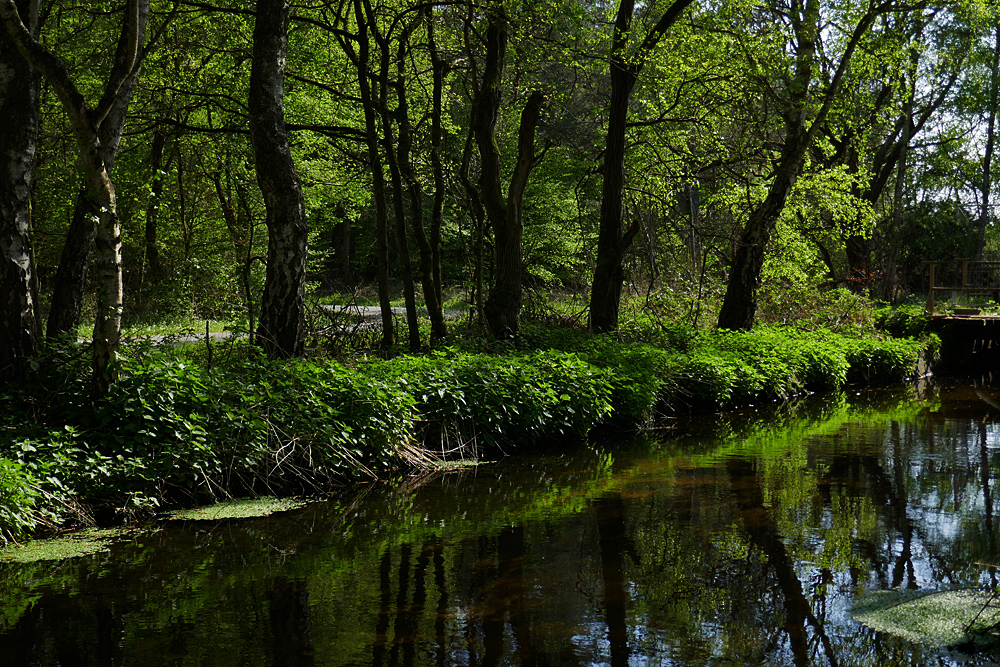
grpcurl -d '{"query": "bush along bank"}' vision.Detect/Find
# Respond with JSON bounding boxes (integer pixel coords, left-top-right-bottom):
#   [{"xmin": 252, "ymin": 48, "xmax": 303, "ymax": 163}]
[{"xmin": 0, "ymin": 324, "xmax": 931, "ymax": 543}]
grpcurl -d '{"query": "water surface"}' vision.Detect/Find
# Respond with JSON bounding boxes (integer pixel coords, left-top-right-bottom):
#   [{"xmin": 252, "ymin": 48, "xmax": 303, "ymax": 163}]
[{"xmin": 3, "ymin": 381, "xmax": 1000, "ymax": 666}]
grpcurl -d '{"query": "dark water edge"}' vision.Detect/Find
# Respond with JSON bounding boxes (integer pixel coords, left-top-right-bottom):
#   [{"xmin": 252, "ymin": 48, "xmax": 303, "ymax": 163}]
[{"xmin": 4, "ymin": 378, "xmax": 1000, "ymax": 666}]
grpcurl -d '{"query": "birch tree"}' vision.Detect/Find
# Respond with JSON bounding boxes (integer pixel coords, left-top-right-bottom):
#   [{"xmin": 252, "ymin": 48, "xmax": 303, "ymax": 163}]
[{"xmin": 0, "ymin": 0, "xmax": 149, "ymax": 397}]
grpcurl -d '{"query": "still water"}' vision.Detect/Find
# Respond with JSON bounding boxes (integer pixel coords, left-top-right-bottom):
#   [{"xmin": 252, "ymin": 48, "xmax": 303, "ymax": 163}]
[{"xmin": 4, "ymin": 381, "xmax": 1000, "ymax": 666}]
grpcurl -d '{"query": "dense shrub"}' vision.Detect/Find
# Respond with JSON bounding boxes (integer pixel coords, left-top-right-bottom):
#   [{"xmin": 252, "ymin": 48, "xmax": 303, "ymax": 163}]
[
  {"xmin": 0, "ymin": 345, "xmax": 417, "ymax": 537},
  {"xmin": 576, "ymin": 337, "xmax": 679, "ymax": 425},
  {"xmin": 669, "ymin": 327, "xmax": 919, "ymax": 410},
  {"xmin": 0, "ymin": 459, "xmax": 44, "ymax": 543},
  {"xmin": 369, "ymin": 349, "xmax": 613, "ymax": 451},
  {"xmin": 845, "ymin": 338, "xmax": 923, "ymax": 384},
  {"xmin": 874, "ymin": 304, "xmax": 931, "ymax": 339}
]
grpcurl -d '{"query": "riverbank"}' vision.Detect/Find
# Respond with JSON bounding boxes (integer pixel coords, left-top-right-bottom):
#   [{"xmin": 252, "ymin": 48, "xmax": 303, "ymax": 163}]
[{"xmin": 0, "ymin": 320, "xmax": 934, "ymax": 544}]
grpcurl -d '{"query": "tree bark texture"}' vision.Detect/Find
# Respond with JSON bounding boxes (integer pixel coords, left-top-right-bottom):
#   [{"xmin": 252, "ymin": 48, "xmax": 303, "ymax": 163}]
[
  {"xmin": 588, "ymin": 0, "xmax": 695, "ymax": 333},
  {"xmin": 0, "ymin": 0, "xmax": 40, "ymax": 382},
  {"xmin": 249, "ymin": 0, "xmax": 308, "ymax": 359}
]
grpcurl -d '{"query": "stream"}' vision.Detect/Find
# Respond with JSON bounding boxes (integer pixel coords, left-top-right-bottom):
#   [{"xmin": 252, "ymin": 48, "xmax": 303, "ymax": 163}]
[{"xmin": 3, "ymin": 380, "xmax": 1000, "ymax": 666}]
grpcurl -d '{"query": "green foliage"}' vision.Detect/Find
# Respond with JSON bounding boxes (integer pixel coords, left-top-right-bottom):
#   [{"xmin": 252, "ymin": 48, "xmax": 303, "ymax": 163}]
[
  {"xmin": 0, "ymin": 310, "xmax": 936, "ymax": 543},
  {"xmin": 875, "ymin": 304, "xmax": 931, "ymax": 339},
  {"xmin": 369, "ymin": 350, "xmax": 613, "ymax": 451},
  {"xmin": 576, "ymin": 337, "xmax": 679, "ymax": 426},
  {"xmin": 669, "ymin": 326, "xmax": 920, "ymax": 410},
  {"xmin": 845, "ymin": 338, "xmax": 923, "ymax": 385},
  {"xmin": 0, "ymin": 459, "xmax": 42, "ymax": 543},
  {"xmin": 757, "ymin": 286, "xmax": 877, "ymax": 335}
]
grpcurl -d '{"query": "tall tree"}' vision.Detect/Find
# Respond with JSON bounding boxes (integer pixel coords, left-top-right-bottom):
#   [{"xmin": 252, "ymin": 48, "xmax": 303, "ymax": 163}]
[
  {"xmin": 588, "ymin": 0, "xmax": 696, "ymax": 333},
  {"xmin": 470, "ymin": 8, "xmax": 511, "ymax": 336},
  {"xmin": 470, "ymin": 7, "xmax": 547, "ymax": 337},
  {"xmin": 425, "ymin": 4, "xmax": 449, "ymax": 343},
  {"xmin": 976, "ymin": 24, "xmax": 1000, "ymax": 260},
  {"xmin": 1, "ymin": 0, "xmax": 149, "ymax": 397},
  {"xmin": 250, "ymin": 0, "xmax": 309, "ymax": 358},
  {"xmin": 0, "ymin": 0, "xmax": 40, "ymax": 382},
  {"xmin": 336, "ymin": 0, "xmax": 395, "ymax": 348},
  {"xmin": 717, "ymin": 0, "xmax": 888, "ymax": 330}
]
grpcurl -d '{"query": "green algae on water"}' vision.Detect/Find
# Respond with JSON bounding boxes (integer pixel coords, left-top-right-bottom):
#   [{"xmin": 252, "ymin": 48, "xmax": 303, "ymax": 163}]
[
  {"xmin": 165, "ymin": 497, "xmax": 309, "ymax": 521},
  {"xmin": 0, "ymin": 528, "xmax": 130, "ymax": 563},
  {"xmin": 853, "ymin": 588, "xmax": 1000, "ymax": 648}
]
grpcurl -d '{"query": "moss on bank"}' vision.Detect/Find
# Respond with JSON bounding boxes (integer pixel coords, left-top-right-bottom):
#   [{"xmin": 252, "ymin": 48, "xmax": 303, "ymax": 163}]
[{"xmin": 0, "ymin": 323, "xmax": 931, "ymax": 543}]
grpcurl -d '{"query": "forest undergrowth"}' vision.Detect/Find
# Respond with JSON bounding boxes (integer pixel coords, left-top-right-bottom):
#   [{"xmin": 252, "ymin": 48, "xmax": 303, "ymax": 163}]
[{"xmin": 0, "ymin": 289, "xmax": 935, "ymax": 544}]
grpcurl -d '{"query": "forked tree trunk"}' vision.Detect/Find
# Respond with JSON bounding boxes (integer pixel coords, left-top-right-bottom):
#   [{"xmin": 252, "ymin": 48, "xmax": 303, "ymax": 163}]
[
  {"xmin": 0, "ymin": 0, "xmax": 40, "ymax": 382},
  {"xmin": 373, "ymin": 18, "xmax": 420, "ymax": 351},
  {"xmin": 471, "ymin": 12, "xmax": 509, "ymax": 336},
  {"xmin": 44, "ymin": 1, "xmax": 148, "ymax": 342},
  {"xmin": 348, "ymin": 0, "xmax": 394, "ymax": 347},
  {"xmin": 249, "ymin": 0, "xmax": 308, "ymax": 359},
  {"xmin": 717, "ymin": 0, "xmax": 879, "ymax": 330},
  {"xmin": 484, "ymin": 90, "xmax": 545, "ymax": 337}
]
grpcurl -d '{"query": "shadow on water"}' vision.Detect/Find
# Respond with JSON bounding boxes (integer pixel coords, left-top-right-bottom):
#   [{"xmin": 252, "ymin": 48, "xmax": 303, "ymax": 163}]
[{"xmin": 8, "ymin": 379, "xmax": 1000, "ymax": 665}]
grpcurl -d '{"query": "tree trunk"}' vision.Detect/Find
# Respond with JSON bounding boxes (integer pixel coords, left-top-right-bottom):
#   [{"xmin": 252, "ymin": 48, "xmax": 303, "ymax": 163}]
[
  {"xmin": 249, "ymin": 0, "xmax": 308, "ymax": 359},
  {"xmin": 395, "ymin": 13, "xmax": 445, "ymax": 344},
  {"xmin": 471, "ymin": 12, "xmax": 511, "ymax": 336},
  {"xmin": 373, "ymin": 16, "xmax": 420, "ymax": 352},
  {"xmin": 426, "ymin": 6, "xmax": 448, "ymax": 343},
  {"xmin": 485, "ymin": 91, "xmax": 546, "ymax": 337},
  {"xmin": 144, "ymin": 128, "xmax": 166, "ymax": 282},
  {"xmin": 460, "ymin": 127, "xmax": 487, "ymax": 332},
  {"xmin": 717, "ymin": 0, "xmax": 878, "ymax": 330},
  {"xmin": 881, "ymin": 81, "xmax": 913, "ymax": 302},
  {"xmin": 588, "ymin": 0, "xmax": 695, "ymax": 333},
  {"xmin": 589, "ymin": 0, "xmax": 638, "ymax": 333},
  {"xmin": 349, "ymin": 0, "xmax": 394, "ymax": 347},
  {"xmin": 0, "ymin": 0, "xmax": 40, "ymax": 382}
]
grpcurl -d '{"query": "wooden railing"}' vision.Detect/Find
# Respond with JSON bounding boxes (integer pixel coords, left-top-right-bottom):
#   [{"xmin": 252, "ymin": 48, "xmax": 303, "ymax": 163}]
[{"xmin": 926, "ymin": 260, "xmax": 1000, "ymax": 316}]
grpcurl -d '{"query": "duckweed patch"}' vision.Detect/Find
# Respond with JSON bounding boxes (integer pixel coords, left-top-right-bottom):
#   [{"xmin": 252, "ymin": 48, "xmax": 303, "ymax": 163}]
[
  {"xmin": 164, "ymin": 497, "xmax": 310, "ymax": 521},
  {"xmin": 0, "ymin": 528, "xmax": 131, "ymax": 563},
  {"xmin": 852, "ymin": 589, "xmax": 1000, "ymax": 648}
]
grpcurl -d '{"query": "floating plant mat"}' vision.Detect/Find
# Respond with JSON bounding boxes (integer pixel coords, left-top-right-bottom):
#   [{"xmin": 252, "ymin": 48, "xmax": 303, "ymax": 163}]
[
  {"xmin": 165, "ymin": 497, "xmax": 309, "ymax": 521},
  {"xmin": 853, "ymin": 588, "xmax": 1000, "ymax": 648},
  {"xmin": 0, "ymin": 528, "xmax": 130, "ymax": 564}
]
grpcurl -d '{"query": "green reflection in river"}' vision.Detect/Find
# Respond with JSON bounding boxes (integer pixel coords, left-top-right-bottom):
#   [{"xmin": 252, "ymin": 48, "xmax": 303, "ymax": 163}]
[{"xmin": 6, "ymin": 381, "xmax": 1000, "ymax": 666}]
